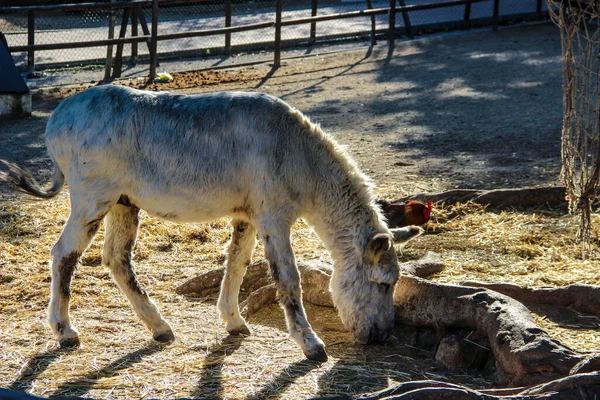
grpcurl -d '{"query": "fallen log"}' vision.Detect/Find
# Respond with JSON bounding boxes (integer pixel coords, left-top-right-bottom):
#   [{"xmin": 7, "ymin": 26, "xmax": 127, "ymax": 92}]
[{"xmin": 390, "ymin": 187, "xmax": 567, "ymax": 209}]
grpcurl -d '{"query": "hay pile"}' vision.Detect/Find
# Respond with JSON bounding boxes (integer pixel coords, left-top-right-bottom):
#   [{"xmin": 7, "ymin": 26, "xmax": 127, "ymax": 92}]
[{"xmin": 1, "ymin": 187, "xmax": 599, "ymax": 399}]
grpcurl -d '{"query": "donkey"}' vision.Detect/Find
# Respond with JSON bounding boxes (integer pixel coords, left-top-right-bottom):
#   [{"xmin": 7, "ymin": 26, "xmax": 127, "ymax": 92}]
[{"xmin": 0, "ymin": 85, "xmax": 415, "ymax": 361}]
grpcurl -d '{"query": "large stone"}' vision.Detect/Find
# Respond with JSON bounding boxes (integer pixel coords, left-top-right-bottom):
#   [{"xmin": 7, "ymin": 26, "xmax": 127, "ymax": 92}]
[{"xmin": 0, "ymin": 92, "xmax": 32, "ymax": 119}]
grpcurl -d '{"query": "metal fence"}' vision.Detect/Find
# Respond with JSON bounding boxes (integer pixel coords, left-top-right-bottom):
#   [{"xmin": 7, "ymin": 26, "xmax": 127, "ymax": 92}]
[{"xmin": 0, "ymin": 0, "xmax": 548, "ymax": 81}]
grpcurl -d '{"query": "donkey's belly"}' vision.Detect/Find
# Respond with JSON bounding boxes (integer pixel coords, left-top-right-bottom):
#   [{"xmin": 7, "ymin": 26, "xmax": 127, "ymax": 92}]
[{"xmin": 127, "ymin": 192, "xmax": 229, "ymax": 223}]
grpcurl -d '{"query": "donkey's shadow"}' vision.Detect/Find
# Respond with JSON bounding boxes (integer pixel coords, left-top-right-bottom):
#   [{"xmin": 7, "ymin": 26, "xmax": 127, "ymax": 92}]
[
  {"xmin": 8, "ymin": 346, "xmax": 74, "ymax": 393},
  {"xmin": 8, "ymin": 342, "xmax": 167, "ymax": 398},
  {"xmin": 191, "ymin": 334, "xmax": 246, "ymax": 399}
]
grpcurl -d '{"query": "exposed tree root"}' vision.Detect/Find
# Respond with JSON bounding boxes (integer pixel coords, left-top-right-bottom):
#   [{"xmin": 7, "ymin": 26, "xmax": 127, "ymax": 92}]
[
  {"xmin": 357, "ymin": 373, "xmax": 600, "ymax": 399},
  {"xmin": 461, "ymin": 281, "xmax": 600, "ymax": 316},
  {"xmin": 390, "ymin": 187, "xmax": 567, "ymax": 209},
  {"xmin": 394, "ymin": 276, "xmax": 585, "ymax": 386},
  {"xmin": 176, "ymin": 261, "xmax": 272, "ymax": 296},
  {"xmin": 177, "ymin": 253, "xmax": 600, "ymax": 394},
  {"xmin": 240, "ymin": 283, "xmax": 277, "ymax": 318},
  {"xmin": 176, "ymin": 253, "xmax": 444, "ymax": 299}
]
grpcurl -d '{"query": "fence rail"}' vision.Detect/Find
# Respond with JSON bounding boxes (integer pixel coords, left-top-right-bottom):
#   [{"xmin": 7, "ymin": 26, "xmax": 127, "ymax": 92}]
[{"xmin": 0, "ymin": 0, "xmax": 546, "ymax": 82}]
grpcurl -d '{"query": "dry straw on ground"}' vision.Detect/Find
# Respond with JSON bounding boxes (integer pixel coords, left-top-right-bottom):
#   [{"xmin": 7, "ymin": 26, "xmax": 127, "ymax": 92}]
[{"xmin": 1, "ymin": 185, "xmax": 599, "ymax": 399}]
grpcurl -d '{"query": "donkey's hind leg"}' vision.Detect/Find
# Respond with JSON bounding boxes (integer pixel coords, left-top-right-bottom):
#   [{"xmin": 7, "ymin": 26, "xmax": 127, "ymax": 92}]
[
  {"xmin": 49, "ymin": 198, "xmax": 110, "ymax": 348},
  {"xmin": 217, "ymin": 219, "xmax": 257, "ymax": 335},
  {"xmin": 103, "ymin": 203, "xmax": 174, "ymax": 342}
]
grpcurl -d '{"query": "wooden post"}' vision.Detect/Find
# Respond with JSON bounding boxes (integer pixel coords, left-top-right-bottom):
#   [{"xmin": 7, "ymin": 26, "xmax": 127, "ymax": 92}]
[
  {"xmin": 397, "ymin": 0, "xmax": 412, "ymax": 39},
  {"xmin": 27, "ymin": 11, "xmax": 34, "ymax": 71},
  {"xmin": 464, "ymin": 2, "xmax": 471, "ymax": 29},
  {"xmin": 225, "ymin": 0, "xmax": 232, "ymax": 52},
  {"xmin": 388, "ymin": 0, "xmax": 396, "ymax": 45},
  {"xmin": 104, "ymin": 0, "xmax": 116, "ymax": 79},
  {"xmin": 274, "ymin": 0, "xmax": 282, "ymax": 67},
  {"xmin": 493, "ymin": 0, "xmax": 499, "ymax": 31},
  {"xmin": 149, "ymin": 0, "xmax": 158, "ymax": 81},
  {"xmin": 137, "ymin": 10, "xmax": 153, "ymax": 54},
  {"xmin": 310, "ymin": 0, "xmax": 317, "ymax": 44},
  {"xmin": 111, "ymin": 7, "xmax": 131, "ymax": 78},
  {"xmin": 131, "ymin": 5, "xmax": 138, "ymax": 64},
  {"xmin": 365, "ymin": 0, "xmax": 376, "ymax": 46}
]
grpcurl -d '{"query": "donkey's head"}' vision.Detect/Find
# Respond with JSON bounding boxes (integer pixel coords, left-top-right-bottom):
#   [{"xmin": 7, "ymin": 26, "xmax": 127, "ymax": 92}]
[{"xmin": 330, "ymin": 230, "xmax": 399, "ymax": 345}]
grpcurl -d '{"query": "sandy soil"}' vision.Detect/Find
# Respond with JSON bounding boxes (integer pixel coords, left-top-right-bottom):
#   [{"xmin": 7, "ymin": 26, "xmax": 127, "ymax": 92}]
[{"xmin": 0, "ymin": 23, "xmax": 563, "ymax": 200}]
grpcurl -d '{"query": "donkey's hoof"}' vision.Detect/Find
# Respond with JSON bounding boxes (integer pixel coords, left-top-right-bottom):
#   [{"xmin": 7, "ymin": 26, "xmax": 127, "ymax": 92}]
[
  {"xmin": 305, "ymin": 344, "xmax": 328, "ymax": 362},
  {"xmin": 228, "ymin": 324, "xmax": 251, "ymax": 336},
  {"xmin": 153, "ymin": 330, "xmax": 175, "ymax": 343},
  {"xmin": 59, "ymin": 336, "xmax": 80, "ymax": 348}
]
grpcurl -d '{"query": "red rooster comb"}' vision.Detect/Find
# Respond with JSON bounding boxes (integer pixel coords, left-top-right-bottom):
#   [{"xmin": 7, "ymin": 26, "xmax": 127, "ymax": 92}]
[{"xmin": 424, "ymin": 201, "xmax": 433, "ymax": 219}]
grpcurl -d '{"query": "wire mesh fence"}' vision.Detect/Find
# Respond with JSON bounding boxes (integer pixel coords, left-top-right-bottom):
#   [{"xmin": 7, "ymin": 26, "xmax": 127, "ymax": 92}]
[
  {"xmin": 0, "ymin": 0, "xmax": 549, "ymax": 76},
  {"xmin": 548, "ymin": 0, "xmax": 600, "ymax": 250}
]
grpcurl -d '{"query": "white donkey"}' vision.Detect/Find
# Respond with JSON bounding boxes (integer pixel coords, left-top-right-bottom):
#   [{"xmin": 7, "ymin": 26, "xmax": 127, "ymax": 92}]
[{"xmin": 1, "ymin": 85, "xmax": 418, "ymax": 361}]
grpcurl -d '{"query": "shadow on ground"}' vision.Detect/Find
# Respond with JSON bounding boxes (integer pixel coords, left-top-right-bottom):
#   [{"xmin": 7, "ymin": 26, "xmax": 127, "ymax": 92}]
[{"xmin": 288, "ymin": 24, "xmax": 563, "ymax": 190}]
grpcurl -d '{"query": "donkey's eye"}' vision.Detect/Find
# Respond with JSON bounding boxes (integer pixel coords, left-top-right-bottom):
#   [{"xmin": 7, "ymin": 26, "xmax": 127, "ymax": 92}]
[{"xmin": 380, "ymin": 283, "xmax": 391, "ymax": 292}]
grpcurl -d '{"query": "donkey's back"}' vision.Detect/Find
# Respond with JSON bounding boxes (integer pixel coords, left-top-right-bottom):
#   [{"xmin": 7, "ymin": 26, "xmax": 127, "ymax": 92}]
[{"xmin": 47, "ymin": 85, "xmax": 318, "ymax": 222}]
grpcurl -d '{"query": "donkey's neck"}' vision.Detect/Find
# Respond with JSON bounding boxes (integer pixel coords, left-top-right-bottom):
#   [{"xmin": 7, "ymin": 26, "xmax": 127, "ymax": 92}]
[
  {"xmin": 305, "ymin": 178, "xmax": 379, "ymax": 268},
  {"xmin": 296, "ymin": 118, "xmax": 384, "ymax": 267}
]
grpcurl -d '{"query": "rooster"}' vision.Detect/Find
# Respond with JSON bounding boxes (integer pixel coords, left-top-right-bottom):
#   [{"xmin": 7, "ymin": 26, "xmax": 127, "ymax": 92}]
[{"xmin": 377, "ymin": 199, "xmax": 433, "ymax": 228}]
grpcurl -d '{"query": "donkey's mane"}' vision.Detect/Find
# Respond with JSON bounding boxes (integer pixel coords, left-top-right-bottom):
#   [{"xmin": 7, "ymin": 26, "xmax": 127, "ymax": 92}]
[{"xmin": 287, "ymin": 106, "xmax": 383, "ymax": 223}]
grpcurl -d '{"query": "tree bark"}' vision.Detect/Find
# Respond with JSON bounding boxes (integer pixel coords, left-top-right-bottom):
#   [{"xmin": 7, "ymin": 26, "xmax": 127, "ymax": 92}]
[
  {"xmin": 461, "ymin": 281, "xmax": 600, "ymax": 316},
  {"xmin": 176, "ymin": 254, "xmax": 445, "ymax": 300},
  {"xmin": 357, "ymin": 373, "xmax": 600, "ymax": 399},
  {"xmin": 391, "ymin": 187, "xmax": 567, "ymax": 209},
  {"xmin": 394, "ymin": 276, "xmax": 584, "ymax": 386},
  {"xmin": 176, "ymin": 255, "xmax": 599, "ymax": 388}
]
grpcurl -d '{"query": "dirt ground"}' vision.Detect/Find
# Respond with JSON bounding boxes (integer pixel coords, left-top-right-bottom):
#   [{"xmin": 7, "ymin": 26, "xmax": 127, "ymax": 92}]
[{"xmin": 0, "ymin": 23, "xmax": 575, "ymax": 399}]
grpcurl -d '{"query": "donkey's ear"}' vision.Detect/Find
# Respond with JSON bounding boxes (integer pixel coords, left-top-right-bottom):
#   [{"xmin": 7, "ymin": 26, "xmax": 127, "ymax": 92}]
[
  {"xmin": 366, "ymin": 232, "xmax": 392, "ymax": 264},
  {"xmin": 390, "ymin": 226, "xmax": 424, "ymax": 244}
]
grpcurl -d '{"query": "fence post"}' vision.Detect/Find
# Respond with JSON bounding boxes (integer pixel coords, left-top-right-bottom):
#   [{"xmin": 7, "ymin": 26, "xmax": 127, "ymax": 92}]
[
  {"xmin": 137, "ymin": 9, "xmax": 152, "ymax": 54},
  {"xmin": 111, "ymin": 7, "xmax": 131, "ymax": 78},
  {"xmin": 493, "ymin": 0, "xmax": 499, "ymax": 31},
  {"xmin": 149, "ymin": 0, "xmax": 158, "ymax": 81},
  {"xmin": 274, "ymin": 0, "xmax": 282, "ymax": 67},
  {"xmin": 27, "ymin": 10, "xmax": 35, "ymax": 71},
  {"xmin": 397, "ymin": 0, "xmax": 412, "ymax": 38},
  {"xmin": 225, "ymin": 0, "xmax": 231, "ymax": 52},
  {"xmin": 365, "ymin": 0, "xmax": 376, "ymax": 45},
  {"xmin": 464, "ymin": 2, "xmax": 471, "ymax": 29},
  {"xmin": 131, "ymin": 5, "xmax": 138, "ymax": 64},
  {"xmin": 104, "ymin": 0, "xmax": 116, "ymax": 79},
  {"xmin": 536, "ymin": 0, "xmax": 543, "ymax": 18},
  {"xmin": 388, "ymin": 0, "xmax": 395, "ymax": 45},
  {"xmin": 310, "ymin": 0, "xmax": 317, "ymax": 43}
]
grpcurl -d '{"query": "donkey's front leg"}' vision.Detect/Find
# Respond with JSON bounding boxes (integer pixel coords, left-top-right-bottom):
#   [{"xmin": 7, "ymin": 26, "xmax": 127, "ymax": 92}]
[
  {"xmin": 218, "ymin": 219, "xmax": 257, "ymax": 335},
  {"xmin": 259, "ymin": 218, "xmax": 327, "ymax": 362}
]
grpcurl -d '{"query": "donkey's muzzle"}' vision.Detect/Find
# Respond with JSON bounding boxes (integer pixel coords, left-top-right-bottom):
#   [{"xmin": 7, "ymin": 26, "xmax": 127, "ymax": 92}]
[
  {"xmin": 367, "ymin": 324, "xmax": 391, "ymax": 344},
  {"xmin": 353, "ymin": 323, "xmax": 392, "ymax": 345}
]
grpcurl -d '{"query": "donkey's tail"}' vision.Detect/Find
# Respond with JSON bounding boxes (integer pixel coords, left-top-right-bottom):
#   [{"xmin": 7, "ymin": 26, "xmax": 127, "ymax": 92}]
[{"xmin": 0, "ymin": 159, "xmax": 65, "ymax": 199}]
